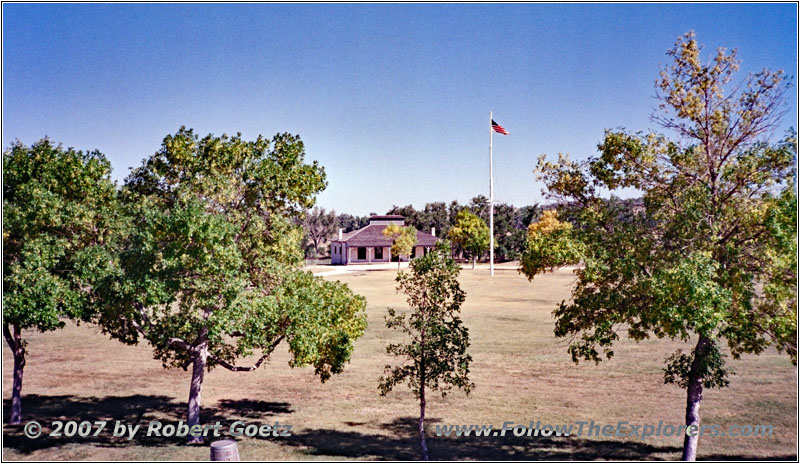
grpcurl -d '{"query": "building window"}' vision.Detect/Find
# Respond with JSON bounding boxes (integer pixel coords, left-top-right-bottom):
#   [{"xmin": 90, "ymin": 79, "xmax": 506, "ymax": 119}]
[
  {"xmin": 374, "ymin": 247, "xmax": 383, "ymax": 260},
  {"xmin": 411, "ymin": 247, "xmax": 416, "ymax": 258},
  {"xmin": 357, "ymin": 247, "xmax": 367, "ymax": 260}
]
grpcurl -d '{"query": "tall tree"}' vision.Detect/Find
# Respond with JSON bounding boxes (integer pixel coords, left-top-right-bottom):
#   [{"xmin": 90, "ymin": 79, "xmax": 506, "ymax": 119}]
[
  {"xmin": 448, "ymin": 210, "xmax": 490, "ymax": 269},
  {"xmin": 379, "ymin": 241, "xmax": 474, "ymax": 460},
  {"xmin": 3, "ymin": 139, "xmax": 119, "ymax": 424},
  {"xmin": 522, "ymin": 32, "xmax": 796, "ymax": 461},
  {"xmin": 491, "ymin": 202, "xmax": 525, "ymax": 261},
  {"xmin": 336, "ymin": 213, "xmax": 369, "ymax": 233},
  {"xmin": 301, "ymin": 207, "xmax": 337, "ymax": 258},
  {"xmin": 383, "ymin": 223, "xmax": 418, "ymax": 270},
  {"xmin": 386, "ymin": 204, "xmax": 421, "ymax": 228},
  {"xmin": 418, "ymin": 202, "xmax": 450, "ymax": 238},
  {"xmin": 101, "ymin": 128, "xmax": 367, "ymax": 442},
  {"xmin": 468, "ymin": 195, "xmax": 489, "ymax": 220}
]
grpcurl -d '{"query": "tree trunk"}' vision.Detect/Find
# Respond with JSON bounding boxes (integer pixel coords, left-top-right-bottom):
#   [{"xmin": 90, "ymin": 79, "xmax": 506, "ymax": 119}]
[
  {"xmin": 419, "ymin": 383, "xmax": 428, "ymax": 461},
  {"xmin": 186, "ymin": 341, "xmax": 207, "ymax": 444},
  {"xmin": 682, "ymin": 335, "xmax": 710, "ymax": 461},
  {"xmin": 3, "ymin": 324, "xmax": 25, "ymax": 425},
  {"xmin": 419, "ymin": 312, "xmax": 429, "ymax": 461},
  {"xmin": 472, "ymin": 256, "xmax": 476, "ymax": 270}
]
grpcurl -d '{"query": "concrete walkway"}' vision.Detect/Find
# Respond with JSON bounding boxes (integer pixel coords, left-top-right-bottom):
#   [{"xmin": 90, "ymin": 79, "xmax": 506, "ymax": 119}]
[{"xmin": 307, "ymin": 261, "xmax": 525, "ymax": 277}]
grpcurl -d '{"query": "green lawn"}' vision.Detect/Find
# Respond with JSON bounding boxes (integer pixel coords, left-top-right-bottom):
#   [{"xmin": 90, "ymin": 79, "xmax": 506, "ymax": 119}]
[{"xmin": 3, "ymin": 267, "xmax": 797, "ymax": 460}]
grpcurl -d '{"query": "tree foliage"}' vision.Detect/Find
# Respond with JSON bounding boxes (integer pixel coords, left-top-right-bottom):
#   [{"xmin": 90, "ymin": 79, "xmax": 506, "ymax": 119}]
[
  {"xmin": 379, "ymin": 241, "xmax": 473, "ymax": 460},
  {"xmin": 523, "ymin": 32, "xmax": 796, "ymax": 460},
  {"xmin": 337, "ymin": 213, "xmax": 369, "ymax": 233},
  {"xmin": 386, "ymin": 200, "xmax": 538, "ymax": 261},
  {"xmin": 99, "ymin": 127, "xmax": 367, "ymax": 438},
  {"xmin": 448, "ymin": 210, "xmax": 490, "ymax": 268},
  {"xmin": 383, "ymin": 223, "xmax": 418, "ymax": 264},
  {"xmin": 520, "ymin": 210, "xmax": 583, "ymax": 277},
  {"xmin": 3, "ymin": 139, "xmax": 120, "ymax": 423}
]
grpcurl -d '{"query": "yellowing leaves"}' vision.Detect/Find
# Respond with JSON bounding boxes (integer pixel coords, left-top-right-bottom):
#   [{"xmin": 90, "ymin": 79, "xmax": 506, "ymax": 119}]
[{"xmin": 527, "ymin": 210, "xmax": 572, "ymax": 237}]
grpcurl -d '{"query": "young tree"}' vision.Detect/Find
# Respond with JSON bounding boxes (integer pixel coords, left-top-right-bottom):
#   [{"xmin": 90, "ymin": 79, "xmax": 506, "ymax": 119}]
[
  {"xmin": 523, "ymin": 32, "xmax": 796, "ymax": 461},
  {"xmin": 379, "ymin": 241, "xmax": 474, "ymax": 460},
  {"xmin": 448, "ymin": 210, "xmax": 490, "ymax": 269},
  {"xmin": 383, "ymin": 223, "xmax": 418, "ymax": 270},
  {"xmin": 301, "ymin": 206, "xmax": 337, "ymax": 258},
  {"xmin": 3, "ymin": 139, "xmax": 119, "ymax": 424},
  {"xmin": 100, "ymin": 128, "xmax": 367, "ymax": 442}
]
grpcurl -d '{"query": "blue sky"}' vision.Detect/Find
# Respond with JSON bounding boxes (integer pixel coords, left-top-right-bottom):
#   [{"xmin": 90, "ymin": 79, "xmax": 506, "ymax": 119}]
[{"xmin": 3, "ymin": 3, "xmax": 797, "ymax": 215}]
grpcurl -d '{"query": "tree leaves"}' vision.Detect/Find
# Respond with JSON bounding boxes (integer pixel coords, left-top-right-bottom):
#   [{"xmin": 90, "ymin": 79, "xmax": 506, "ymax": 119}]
[
  {"xmin": 3, "ymin": 139, "xmax": 119, "ymax": 332},
  {"xmin": 447, "ymin": 210, "xmax": 489, "ymax": 263},
  {"xmin": 379, "ymin": 241, "xmax": 474, "ymax": 398},
  {"xmin": 524, "ymin": 32, "xmax": 797, "ymax": 391},
  {"xmin": 103, "ymin": 128, "xmax": 366, "ymax": 375}
]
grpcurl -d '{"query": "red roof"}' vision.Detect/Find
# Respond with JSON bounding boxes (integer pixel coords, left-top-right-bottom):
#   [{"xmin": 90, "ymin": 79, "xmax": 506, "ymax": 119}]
[{"xmin": 334, "ymin": 224, "xmax": 439, "ymax": 247}]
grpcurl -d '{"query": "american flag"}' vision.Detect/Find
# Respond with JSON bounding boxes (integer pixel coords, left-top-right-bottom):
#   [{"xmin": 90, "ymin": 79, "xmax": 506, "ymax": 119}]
[{"xmin": 491, "ymin": 119, "xmax": 509, "ymax": 135}]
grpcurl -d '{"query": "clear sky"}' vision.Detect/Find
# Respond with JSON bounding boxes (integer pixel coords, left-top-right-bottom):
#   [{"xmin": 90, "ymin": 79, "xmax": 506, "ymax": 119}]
[{"xmin": 3, "ymin": 3, "xmax": 797, "ymax": 215}]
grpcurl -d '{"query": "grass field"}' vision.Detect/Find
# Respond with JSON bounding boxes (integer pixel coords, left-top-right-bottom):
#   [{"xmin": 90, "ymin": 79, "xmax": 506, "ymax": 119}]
[{"xmin": 3, "ymin": 266, "xmax": 797, "ymax": 460}]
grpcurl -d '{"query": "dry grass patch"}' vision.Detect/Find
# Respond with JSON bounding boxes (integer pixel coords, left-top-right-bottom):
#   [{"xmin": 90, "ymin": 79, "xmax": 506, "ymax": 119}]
[{"xmin": 3, "ymin": 267, "xmax": 796, "ymax": 460}]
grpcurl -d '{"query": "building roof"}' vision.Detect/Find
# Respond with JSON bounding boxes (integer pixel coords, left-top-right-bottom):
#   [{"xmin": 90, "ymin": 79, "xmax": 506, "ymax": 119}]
[
  {"xmin": 334, "ymin": 224, "xmax": 439, "ymax": 247},
  {"xmin": 369, "ymin": 215, "xmax": 405, "ymax": 220}
]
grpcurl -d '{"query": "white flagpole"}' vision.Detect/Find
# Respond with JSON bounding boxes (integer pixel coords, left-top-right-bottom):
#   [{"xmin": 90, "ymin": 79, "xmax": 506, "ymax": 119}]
[{"xmin": 489, "ymin": 111, "xmax": 494, "ymax": 277}]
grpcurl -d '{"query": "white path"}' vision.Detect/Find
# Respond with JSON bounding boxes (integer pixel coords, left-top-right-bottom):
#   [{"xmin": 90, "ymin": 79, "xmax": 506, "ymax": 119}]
[{"xmin": 307, "ymin": 261, "xmax": 527, "ymax": 277}]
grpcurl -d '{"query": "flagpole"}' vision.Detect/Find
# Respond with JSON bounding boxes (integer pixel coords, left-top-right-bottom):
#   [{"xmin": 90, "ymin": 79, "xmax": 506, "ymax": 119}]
[{"xmin": 489, "ymin": 111, "xmax": 494, "ymax": 277}]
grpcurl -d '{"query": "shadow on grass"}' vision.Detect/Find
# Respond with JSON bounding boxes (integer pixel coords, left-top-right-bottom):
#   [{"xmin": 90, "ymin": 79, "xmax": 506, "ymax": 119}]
[
  {"xmin": 2, "ymin": 394, "xmax": 292, "ymax": 454},
  {"xmin": 5, "ymin": 402, "xmax": 796, "ymax": 460},
  {"xmin": 284, "ymin": 417, "xmax": 797, "ymax": 461}
]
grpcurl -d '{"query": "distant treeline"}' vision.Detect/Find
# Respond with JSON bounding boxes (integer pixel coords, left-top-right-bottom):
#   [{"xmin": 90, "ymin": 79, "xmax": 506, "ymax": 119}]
[
  {"xmin": 301, "ymin": 196, "xmax": 646, "ymax": 261},
  {"xmin": 302, "ymin": 196, "xmax": 539, "ymax": 262}
]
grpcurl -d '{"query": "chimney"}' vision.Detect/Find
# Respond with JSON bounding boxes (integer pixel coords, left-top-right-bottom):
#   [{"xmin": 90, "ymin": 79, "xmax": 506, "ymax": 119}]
[
  {"xmin": 338, "ymin": 228, "xmax": 343, "ymax": 240},
  {"xmin": 431, "ymin": 227, "xmax": 436, "ymax": 237}
]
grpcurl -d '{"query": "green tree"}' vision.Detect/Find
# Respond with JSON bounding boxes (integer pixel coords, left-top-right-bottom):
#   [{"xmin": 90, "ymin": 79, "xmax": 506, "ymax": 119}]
[
  {"xmin": 468, "ymin": 195, "xmax": 490, "ymax": 219},
  {"xmin": 101, "ymin": 128, "xmax": 367, "ymax": 442},
  {"xmin": 520, "ymin": 210, "xmax": 583, "ymax": 277},
  {"xmin": 418, "ymin": 202, "xmax": 450, "ymax": 238},
  {"xmin": 383, "ymin": 223, "xmax": 418, "ymax": 270},
  {"xmin": 379, "ymin": 241, "xmax": 474, "ymax": 460},
  {"xmin": 523, "ymin": 32, "xmax": 796, "ymax": 461},
  {"xmin": 336, "ymin": 213, "xmax": 369, "ymax": 233},
  {"xmin": 3, "ymin": 139, "xmax": 120, "ymax": 424},
  {"xmin": 386, "ymin": 204, "xmax": 420, "ymax": 226},
  {"xmin": 491, "ymin": 202, "xmax": 526, "ymax": 261},
  {"xmin": 448, "ymin": 210, "xmax": 490, "ymax": 269}
]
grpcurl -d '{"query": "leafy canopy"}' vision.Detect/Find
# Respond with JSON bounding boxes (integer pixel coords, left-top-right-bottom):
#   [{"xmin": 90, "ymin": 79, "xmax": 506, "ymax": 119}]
[
  {"xmin": 4, "ymin": 139, "xmax": 119, "ymax": 332},
  {"xmin": 101, "ymin": 127, "xmax": 367, "ymax": 377},
  {"xmin": 520, "ymin": 210, "xmax": 583, "ymax": 278},
  {"xmin": 447, "ymin": 210, "xmax": 490, "ymax": 260},
  {"xmin": 383, "ymin": 223, "xmax": 418, "ymax": 259},
  {"xmin": 522, "ymin": 32, "xmax": 797, "ymax": 390}
]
